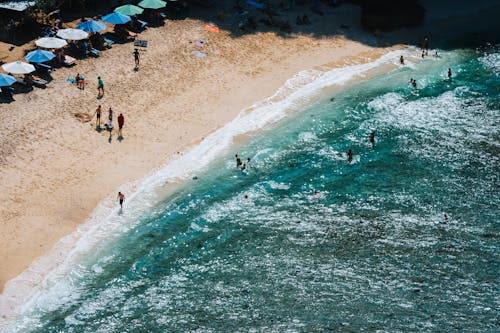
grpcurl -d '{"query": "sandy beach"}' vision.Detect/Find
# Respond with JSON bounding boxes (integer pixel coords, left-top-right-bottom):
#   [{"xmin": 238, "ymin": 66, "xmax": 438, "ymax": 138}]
[
  {"xmin": 1, "ymin": 1, "xmax": 499, "ymax": 327},
  {"xmin": 0, "ymin": 2, "xmax": 397, "ymax": 296}
]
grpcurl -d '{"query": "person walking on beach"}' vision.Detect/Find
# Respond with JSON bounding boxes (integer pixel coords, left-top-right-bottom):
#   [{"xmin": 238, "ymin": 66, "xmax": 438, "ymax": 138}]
[
  {"xmin": 448, "ymin": 68, "xmax": 452, "ymax": 79},
  {"xmin": 236, "ymin": 154, "xmax": 242, "ymax": 168},
  {"xmin": 118, "ymin": 113, "xmax": 124, "ymax": 136},
  {"xmin": 94, "ymin": 105, "xmax": 102, "ymax": 127},
  {"xmin": 79, "ymin": 76, "xmax": 85, "ymax": 90},
  {"xmin": 133, "ymin": 48, "xmax": 140, "ymax": 68},
  {"xmin": 369, "ymin": 130, "xmax": 375, "ymax": 148},
  {"xmin": 399, "ymin": 55, "xmax": 404, "ymax": 65},
  {"xmin": 107, "ymin": 107, "xmax": 114, "ymax": 131},
  {"xmin": 97, "ymin": 76, "xmax": 104, "ymax": 95},
  {"xmin": 347, "ymin": 149, "xmax": 353, "ymax": 162},
  {"xmin": 117, "ymin": 191, "xmax": 125, "ymax": 208}
]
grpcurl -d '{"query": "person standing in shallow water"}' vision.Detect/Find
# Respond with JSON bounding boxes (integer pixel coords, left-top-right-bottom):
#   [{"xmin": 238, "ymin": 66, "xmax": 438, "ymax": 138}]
[
  {"xmin": 369, "ymin": 130, "xmax": 375, "ymax": 148},
  {"xmin": 235, "ymin": 154, "xmax": 242, "ymax": 168},
  {"xmin": 399, "ymin": 55, "xmax": 404, "ymax": 65},
  {"xmin": 448, "ymin": 68, "xmax": 452, "ymax": 79},
  {"xmin": 117, "ymin": 192, "xmax": 125, "ymax": 208},
  {"xmin": 347, "ymin": 149, "xmax": 353, "ymax": 162}
]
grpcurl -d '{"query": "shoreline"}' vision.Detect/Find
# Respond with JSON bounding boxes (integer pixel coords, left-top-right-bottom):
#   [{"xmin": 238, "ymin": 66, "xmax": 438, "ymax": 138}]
[
  {"xmin": 0, "ymin": 1, "xmax": 393, "ymax": 304},
  {"xmin": 1, "ymin": 0, "xmax": 499, "ymax": 327},
  {"xmin": 0, "ymin": 45, "xmax": 411, "ymax": 327}
]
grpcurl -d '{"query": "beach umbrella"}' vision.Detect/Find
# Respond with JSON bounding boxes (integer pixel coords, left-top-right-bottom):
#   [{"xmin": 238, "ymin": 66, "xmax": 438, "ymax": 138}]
[
  {"xmin": 102, "ymin": 12, "xmax": 132, "ymax": 25},
  {"xmin": 138, "ymin": 0, "xmax": 166, "ymax": 9},
  {"xmin": 56, "ymin": 28, "xmax": 89, "ymax": 41},
  {"xmin": 24, "ymin": 49, "xmax": 55, "ymax": 63},
  {"xmin": 0, "ymin": 73, "xmax": 16, "ymax": 87},
  {"xmin": 35, "ymin": 37, "xmax": 68, "ymax": 49},
  {"xmin": 114, "ymin": 4, "xmax": 144, "ymax": 16},
  {"xmin": 2, "ymin": 61, "xmax": 35, "ymax": 74},
  {"xmin": 77, "ymin": 20, "xmax": 107, "ymax": 33}
]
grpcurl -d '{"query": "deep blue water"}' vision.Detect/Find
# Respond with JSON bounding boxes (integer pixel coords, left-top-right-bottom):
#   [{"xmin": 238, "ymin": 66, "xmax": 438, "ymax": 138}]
[{"xmin": 5, "ymin": 46, "xmax": 499, "ymax": 332}]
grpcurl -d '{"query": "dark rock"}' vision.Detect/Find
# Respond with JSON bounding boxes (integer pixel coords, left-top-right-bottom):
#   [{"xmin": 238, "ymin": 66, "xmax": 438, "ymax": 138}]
[{"xmin": 346, "ymin": 0, "xmax": 425, "ymax": 32}]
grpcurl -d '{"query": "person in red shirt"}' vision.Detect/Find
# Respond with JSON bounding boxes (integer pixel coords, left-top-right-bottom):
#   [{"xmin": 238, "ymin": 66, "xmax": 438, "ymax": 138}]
[{"xmin": 118, "ymin": 113, "xmax": 124, "ymax": 136}]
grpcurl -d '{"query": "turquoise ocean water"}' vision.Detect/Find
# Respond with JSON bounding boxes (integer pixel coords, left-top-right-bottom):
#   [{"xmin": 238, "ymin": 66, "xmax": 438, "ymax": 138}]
[{"xmin": 3, "ymin": 46, "xmax": 499, "ymax": 332}]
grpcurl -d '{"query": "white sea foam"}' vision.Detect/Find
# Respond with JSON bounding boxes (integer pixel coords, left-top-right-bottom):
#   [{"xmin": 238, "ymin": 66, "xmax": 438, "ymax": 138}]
[{"xmin": 0, "ymin": 49, "xmax": 409, "ymax": 331}]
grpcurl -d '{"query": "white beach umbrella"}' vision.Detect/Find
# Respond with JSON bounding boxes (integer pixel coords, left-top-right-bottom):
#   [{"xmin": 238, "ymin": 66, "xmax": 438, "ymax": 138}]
[
  {"xmin": 2, "ymin": 61, "xmax": 35, "ymax": 74},
  {"xmin": 35, "ymin": 37, "xmax": 68, "ymax": 49},
  {"xmin": 56, "ymin": 28, "xmax": 89, "ymax": 41}
]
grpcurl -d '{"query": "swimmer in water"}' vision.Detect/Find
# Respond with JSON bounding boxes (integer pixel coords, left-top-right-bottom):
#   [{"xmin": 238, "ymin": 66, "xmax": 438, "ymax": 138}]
[
  {"xmin": 369, "ymin": 130, "xmax": 375, "ymax": 148},
  {"xmin": 235, "ymin": 154, "xmax": 242, "ymax": 168}
]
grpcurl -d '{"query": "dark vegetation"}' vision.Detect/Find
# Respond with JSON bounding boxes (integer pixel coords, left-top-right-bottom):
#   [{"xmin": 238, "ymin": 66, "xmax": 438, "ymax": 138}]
[
  {"xmin": 1, "ymin": 0, "xmax": 499, "ymax": 51},
  {"xmin": 31, "ymin": 0, "xmax": 426, "ymax": 32}
]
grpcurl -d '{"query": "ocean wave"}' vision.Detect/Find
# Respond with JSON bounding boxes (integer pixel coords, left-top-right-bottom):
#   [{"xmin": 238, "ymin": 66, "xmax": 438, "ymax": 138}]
[{"xmin": 0, "ymin": 49, "xmax": 409, "ymax": 331}]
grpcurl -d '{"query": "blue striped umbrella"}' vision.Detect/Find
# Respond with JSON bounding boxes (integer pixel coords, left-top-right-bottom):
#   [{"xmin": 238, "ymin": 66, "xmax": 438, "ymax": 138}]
[
  {"xmin": 24, "ymin": 49, "xmax": 55, "ymax": 63},
  {"xmin": 102, "ymin": 12, "xmax": 132, "ymax": 24},
  {"xmin": 0, "ymin": 73, "xmax": 16, "ymax": 87},
  {"xmin": 77, "ymin": 20, "xmax": 107, "ymax": 33}
]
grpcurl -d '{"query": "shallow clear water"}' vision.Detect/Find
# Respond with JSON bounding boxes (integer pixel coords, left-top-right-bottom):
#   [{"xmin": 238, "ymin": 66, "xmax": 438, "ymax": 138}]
[{"xmin": 5, "ymin": 47, "xmax": 499, "ymax": 332}]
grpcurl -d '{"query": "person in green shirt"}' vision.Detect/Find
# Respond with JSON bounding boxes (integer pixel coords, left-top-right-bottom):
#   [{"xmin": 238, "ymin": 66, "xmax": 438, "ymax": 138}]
[{"xmin": 97, "ymin": 76, "xmax": 104, "ymax": 95}]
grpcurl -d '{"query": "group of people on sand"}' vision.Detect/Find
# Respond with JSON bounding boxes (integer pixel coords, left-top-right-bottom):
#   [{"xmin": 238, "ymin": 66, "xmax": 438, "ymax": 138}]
[
  {"xmin": 94, "ymin": 105, "xmax": 125, "ymax": 136},
  {"xmin": 72, "ymin": 74, "xmax": 105, "ymax": 96},
  {"xmin": 75, "ymin": 73, "xmax": 85, "ymax": 89}
]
